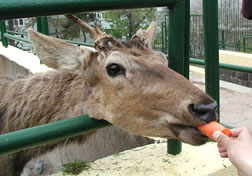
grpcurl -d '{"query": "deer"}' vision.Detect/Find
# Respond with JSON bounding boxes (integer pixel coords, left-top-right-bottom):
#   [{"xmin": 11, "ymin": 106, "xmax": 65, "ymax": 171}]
[{"xmin": 0, "ymin": 14, "xmax": 217, "ymax": 176}]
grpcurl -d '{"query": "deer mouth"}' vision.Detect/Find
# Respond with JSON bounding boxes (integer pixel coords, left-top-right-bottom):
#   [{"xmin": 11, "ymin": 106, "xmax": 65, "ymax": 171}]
[
  {"xmin": 171, "ymin": 124, "xmax": 207, "ymax": 138},
  {"xmin": 177, "ymin": 125, "xmax": 207, "ymax": 138},
  {"xmin": 168, "ymin": 123, "xmax": 209, "ymax": 145}
]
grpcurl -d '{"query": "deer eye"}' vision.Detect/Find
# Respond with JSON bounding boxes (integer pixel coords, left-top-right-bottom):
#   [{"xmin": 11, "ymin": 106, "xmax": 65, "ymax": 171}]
[{"xmin": 106, "ymin": 63, "xmax": 125, "ymax": 77}]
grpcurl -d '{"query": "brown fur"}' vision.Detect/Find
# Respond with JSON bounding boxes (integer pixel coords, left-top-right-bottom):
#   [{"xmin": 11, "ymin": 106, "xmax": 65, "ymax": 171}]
[{"xmin": 0, "ymin": 22, "xmax": 216, "ymax": 176}]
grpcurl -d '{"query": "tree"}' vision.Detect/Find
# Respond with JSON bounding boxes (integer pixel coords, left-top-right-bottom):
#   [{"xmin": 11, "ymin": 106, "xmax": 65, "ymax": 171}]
[
  {"xmin": 103, "ymin": 8, "xmax": 158, "ymax": 40},
  {"xmin": 60, "ymin": 13, "xmax": 94, "ymax": 42}
]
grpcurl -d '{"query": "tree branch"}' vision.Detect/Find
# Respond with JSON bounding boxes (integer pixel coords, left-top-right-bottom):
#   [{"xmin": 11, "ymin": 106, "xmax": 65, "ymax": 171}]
[{"xmin": 134, "ymin": 9, "xmax": 154, "ymax": 30}]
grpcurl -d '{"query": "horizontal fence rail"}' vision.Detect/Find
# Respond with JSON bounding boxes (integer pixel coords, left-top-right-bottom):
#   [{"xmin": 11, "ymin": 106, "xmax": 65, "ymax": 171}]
[
  {"xmin": 0, "ymin": 0, "xmax": 177, "ymax": 20},
  {"xmin": 0, "ymin": 115, "xmax": 110, "ymax": 156},
  {"xmin": 7, "ymin": 30, "xmax": 27, "ymax": 36},
  {"xmin": 190, "ymin": 58, "xmax": 252, "ymax": 73},
  {"xmin": 3, "ymin": 33, "xmax": 94, "ymax": 47}
]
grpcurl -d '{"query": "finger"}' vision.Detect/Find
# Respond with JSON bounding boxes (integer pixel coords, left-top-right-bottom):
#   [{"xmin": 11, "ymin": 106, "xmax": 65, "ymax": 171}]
[
  {"xmin": 220, "ymin": 152, "xmax": 228, "ymax": 158},
  {"xmin": 218, "ymin": 146, "xmax": 227, "ymax": 153},
  {"xmin": 217, "ymin": 143, "xmax": 223, "ymax": 148},
  {"xmin": 237, "ymin": 169, "xmax": 246, "ymax": 176},
  {"xmin": 231, "ymin": 128, "xmax": 242, "ymax": 137},
  {"xmin": 213, "ymin": 131, "xmax": 232, "ymax": 148}
]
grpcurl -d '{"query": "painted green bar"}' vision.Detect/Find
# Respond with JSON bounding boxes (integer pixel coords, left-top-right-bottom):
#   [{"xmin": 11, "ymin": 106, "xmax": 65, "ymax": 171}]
[
  {"xmin": 4, "ymin": 33, "xmax": 94, "ymax": 47},
  {"xmin": 66, "ymin": 40, "xmax": 94, "ymax": 47},
  {"xmin": 0, "ymin": 0, "xmax": 177, "ymax": 20},
  {"xmin": 167, "ymin": 0, "xmax": 189, "ymax": 155},
  {"xmin": 222, "ymin": 123, "xmax": 234, "ymax": 130},
  {"xmin": 36, "ymin": 17, "xmax": 43, "ymax": 33},
  {"xmin": 4, "ymin": 33, "xmax": 30, "ymax": 43},
  {"xmin": 161, "ymin": 22, "xmax": 165, "ymax": 53},
  {"xmin": 7, "ymin": 30, "xmax": 27, "ymax": 36},
  {"xmin": 168, "ymin": 0, "xmax": 185, "ymax": 74},
  {"xmin": 41, "ymin": 16, "xmax": 49, "ymax": 35},
  {"xmin": 0, "ymin": 20, "xmax": 8, "ymax": 47},
  {"xmin": 203, "ymin": 0, "xmax": 220, "ymax": 116},
  {"xmin": 184, "ymin": 0, "xmax": 190, "ymax": 79},
  {"xmin": 190, "ymin": 58, "xmax": 252, "ymax": 73},
  {"xmin": 0, "ymin": 115, "xmax": 110, "ymax": 156},
  {"xmin": 167, "ymin": 139, "xmax": 182, "ymax": 155}
]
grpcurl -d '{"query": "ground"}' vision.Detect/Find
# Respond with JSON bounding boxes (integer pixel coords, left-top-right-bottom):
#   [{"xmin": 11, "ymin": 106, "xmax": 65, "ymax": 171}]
[{"xmin": 52, "ymin": 142, "xmax": 236, "ymax": 176}]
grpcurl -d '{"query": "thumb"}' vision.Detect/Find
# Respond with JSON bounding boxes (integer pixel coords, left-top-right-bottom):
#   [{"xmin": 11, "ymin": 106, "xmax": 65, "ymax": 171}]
[{"xmin": 213, "ymin": 131, "xmax": 231, "ymax": 148}]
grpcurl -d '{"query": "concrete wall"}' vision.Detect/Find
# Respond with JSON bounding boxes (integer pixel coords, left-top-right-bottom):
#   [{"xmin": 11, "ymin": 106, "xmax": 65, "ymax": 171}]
[
  {"xmin": 219, "ymin": 50, "xmax": 252, "ymax": 88},
  {"xmin": 219, "ymin": 50, "xmax": 252, "ymax": 67},
  {"xmin": 0, "ymin": 54, "xmax": 31, "ymax": 77},
  {"xmin": 219, "ymin": 69, "xmax": 252, "ymax": 88}
]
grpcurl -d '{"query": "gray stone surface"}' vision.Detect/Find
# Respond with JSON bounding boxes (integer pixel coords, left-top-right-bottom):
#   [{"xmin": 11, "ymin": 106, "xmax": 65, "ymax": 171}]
[
  {"xmin": 191, "ymin": 73, "xmax": 252, "ymax": 130},
  {"xmin": 220, "ymin": 68, "xmax": 252, "ymax": 88}
]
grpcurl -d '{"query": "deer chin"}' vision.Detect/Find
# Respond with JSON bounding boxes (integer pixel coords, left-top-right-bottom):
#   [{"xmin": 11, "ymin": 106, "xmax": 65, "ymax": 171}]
[{"xmin": 169, "ymin": 124, "xmax": 209, "ymax": 146}]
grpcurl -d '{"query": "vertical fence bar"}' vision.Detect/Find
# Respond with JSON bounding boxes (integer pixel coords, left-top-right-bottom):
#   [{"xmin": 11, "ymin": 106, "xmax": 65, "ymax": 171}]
[
  {"xmin": 203, "ymin": 0, "xmax": 220, "ymax": 116},
  {"xmin": 41, "ymin": 16, "xmax": 49, "ymax": 35},
  {"xmin": 167, "ymin": 0, "xmax": 189, "ymax": 155},
  {"xmin": 221, "ymin": 30, "xmax": 225, "ymax": 49},
  {"xmin": 243, "ymin": 37, "xmax": 246, "ymax": 52},
  {"xmin": 165, "ymin": 15, "xmax": 169, "ymax": 54},
  {"xmin": 36, "ymin": 17, "xmax": 42, "ymax": 33},
  {"xmin": 184, "ymin": 0, "xmax": 190, "ymax": 79},
  {"xmin": 161, "ymin": 22, "xmax": 165, "ymax": 53},
  {"xmin": 0, "ymin": 20, "xmax": 8, "ymax": 47}
]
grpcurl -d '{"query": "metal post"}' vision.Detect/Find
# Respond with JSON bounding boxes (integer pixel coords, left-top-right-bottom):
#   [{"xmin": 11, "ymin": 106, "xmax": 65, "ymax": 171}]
[
  {"xmin": 221, "ymin": 30, "xmax": 225, "ymax": 49},
  {"xmin": 203, "ymin": 0, "xmax": 220, "ymax": 116},
  {"xmin": 0, "ymin": 20, "xmax": 8, "ymax": 47},
  {"xmin": 243, "ymin": 37, "xmax": 246, "ymax": 52},
  {"xmin": 165, "ymin": 14, "xmax": 169, "ymax": 54},
  {"xmin": 36, "ymin": 17, "xmax": 42, "ymax": 33},
  {"xmin": 37, "ymin": 16, "xmax": 49, "ymax": 35},
  {"xmin": 167, "ymin": 0, "xmax": 190, "ymax": 155},
  {"xmin": 165, "ymin": 21, "xmax": 168, "ymax": 55},
  {"xmin": 41, "ymin": 16, "xmax": 49, "ymax": 35},
  {"xmin": 184, "ymin": 0, "xmax": 190, "ymax": 79},
  {"xmin": 161, "ymin": 22, "xmax": 165, "ymax": 53},
  {"xmin": 237, "ymin": 40, "xmax": 240, "ymax": 51}
]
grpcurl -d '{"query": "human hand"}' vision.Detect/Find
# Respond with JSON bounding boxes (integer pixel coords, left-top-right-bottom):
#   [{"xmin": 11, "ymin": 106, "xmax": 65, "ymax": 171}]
[{"xmin": 213, "ymin": 127, "xmax": 252, "ymax": 176}]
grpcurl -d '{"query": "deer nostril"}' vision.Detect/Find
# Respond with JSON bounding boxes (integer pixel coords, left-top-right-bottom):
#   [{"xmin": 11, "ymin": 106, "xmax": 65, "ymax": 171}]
[{"xmin": 189, "ymin": 102, "xmax": 218, "ymax": 123}]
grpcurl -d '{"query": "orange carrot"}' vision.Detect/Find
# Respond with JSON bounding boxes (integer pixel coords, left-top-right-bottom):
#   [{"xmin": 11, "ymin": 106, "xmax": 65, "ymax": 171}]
[{"xmin": 197, "ymin": 121, "xmax": 232, "ymax": 140}]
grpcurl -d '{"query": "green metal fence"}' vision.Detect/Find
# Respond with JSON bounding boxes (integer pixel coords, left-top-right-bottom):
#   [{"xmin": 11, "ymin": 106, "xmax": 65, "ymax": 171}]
[
  {"xmin": 152, "ymin": 0, "xmax": 252, "ymax": 58},
  {"xmin": 188, "ymin": 0, "xmax": 252, "ymax": 58},
  {"xmin": 0, "ymin": 0, "xmax": 220, "ymax": 157},
  {"xmin": 219, "ymin": 0, "xmax": 252, "ymax": 52}
]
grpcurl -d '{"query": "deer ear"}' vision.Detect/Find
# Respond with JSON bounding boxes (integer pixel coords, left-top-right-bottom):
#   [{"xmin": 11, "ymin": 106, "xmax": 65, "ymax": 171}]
[
  {"xmin": 28, "ymin": 28, "xmax": 97, "ymax": 74},
  {"xmin": 132, "ymin": 22, "xmax": 157, "ymax": 49}
]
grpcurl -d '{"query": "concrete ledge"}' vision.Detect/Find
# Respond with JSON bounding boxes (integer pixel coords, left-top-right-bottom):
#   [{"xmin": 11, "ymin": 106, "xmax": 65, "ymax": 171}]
[
  {"xmin": 219, "ymin": 50, "xmax": 252, "ymax": 67},
  {"xmin": 0, "ymin": 43, "xmax": 51, "ymax": 73},
  {"xmin": 190, "ymin": 65, "xmax": 205, "ymax": 77}
]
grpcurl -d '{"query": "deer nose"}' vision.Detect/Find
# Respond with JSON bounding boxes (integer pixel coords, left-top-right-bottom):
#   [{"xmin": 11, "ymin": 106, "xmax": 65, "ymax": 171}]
[{"xmin": 189, "ymin": 102, "xmax": 218, "ymax": 123}]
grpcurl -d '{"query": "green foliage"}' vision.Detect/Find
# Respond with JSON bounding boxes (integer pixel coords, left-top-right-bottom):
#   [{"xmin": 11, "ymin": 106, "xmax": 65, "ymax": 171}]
[
  {"xmin": 61, "ymin": 160, "xmax": 90, "ymax": 175},
  {"xmin": 103, "ymin": 8, "xmax": 159, "ymax": 40},
  {"xmin": 61, "ymin": 18, "xmax": 81, "ymax": 40}
]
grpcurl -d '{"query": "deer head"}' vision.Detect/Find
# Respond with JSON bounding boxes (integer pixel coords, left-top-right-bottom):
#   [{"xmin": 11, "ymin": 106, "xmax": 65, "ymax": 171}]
[{"xmin": 28, "ymin": 15, "xmax": 217, "ymax": 146}]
